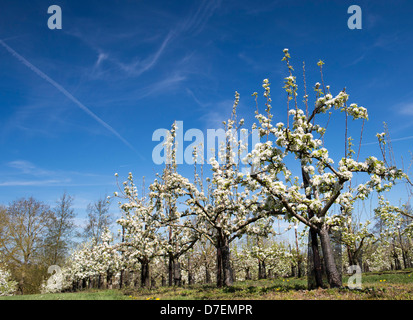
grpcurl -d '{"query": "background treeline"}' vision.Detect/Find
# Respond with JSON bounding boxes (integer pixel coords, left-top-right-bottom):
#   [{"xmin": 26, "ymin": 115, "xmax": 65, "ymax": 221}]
[{"xmin": 0, "ymin": 193, "xmax": 112, "ymax": 295}]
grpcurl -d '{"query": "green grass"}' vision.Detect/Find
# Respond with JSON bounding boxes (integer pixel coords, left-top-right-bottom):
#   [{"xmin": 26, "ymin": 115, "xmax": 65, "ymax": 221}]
[
  {"xmin": 0, "ymin": 289, "xmax": 132, "ymax": 300},
  {"xmin": 2, "ymin": 269, "xmax": 412, "ymax": 300}
]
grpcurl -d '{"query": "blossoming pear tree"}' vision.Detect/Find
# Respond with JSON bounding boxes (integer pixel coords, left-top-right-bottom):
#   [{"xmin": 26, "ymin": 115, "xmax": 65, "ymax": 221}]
[
  {"xmin": 241, "ymin": 49, "xmax": 410, "ymax": 288},
  {"xmin": 374, "ymin": 197, "xmax": 413, "ymax": 269},
  {"xmin": 149, "ymin": 125, "xmax": 202, "ymax": 286},
  {"xmin": 114, "ymin": 172, "xmax": 166, "ymax": 287},
  {"xmin": 159, "ymin": 99, "xmax": 275, "ymax": 287}
]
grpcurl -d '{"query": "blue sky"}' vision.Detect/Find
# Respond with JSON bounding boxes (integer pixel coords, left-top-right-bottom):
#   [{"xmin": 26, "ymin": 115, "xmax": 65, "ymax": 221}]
[{"xmin": 1, "ymin": 0, "xmax": 413, "ymax": 234}]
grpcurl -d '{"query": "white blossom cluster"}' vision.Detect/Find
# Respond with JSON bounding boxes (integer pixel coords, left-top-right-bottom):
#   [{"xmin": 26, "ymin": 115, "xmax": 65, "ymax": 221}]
[
  {"xmin": 233, "ymin": 240, "xmax": 293, "ymax": 279},
  {"xmin": 0, "ymin": 266, "xmax": 17, "ymax": 296},
  {"xmin": 60, "ymin": 228, "xmax": 122, "ymax": 290}
]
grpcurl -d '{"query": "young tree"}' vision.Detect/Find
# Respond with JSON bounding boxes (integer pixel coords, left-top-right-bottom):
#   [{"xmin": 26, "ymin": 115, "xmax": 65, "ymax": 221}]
[
  {"xmin": 374, "ymin": 197, "xmax": 413, "ymax": 269},
  {"xmin": 149, "ymin": 137, "xmax": 200, "ymax": 287},
  {"xmin": 114, "ymin": 173, "xmax": 166, "ymax": 288},
  {"xmin": 341, "ymin": 211, "xmax": 374, "ymax": 270}
]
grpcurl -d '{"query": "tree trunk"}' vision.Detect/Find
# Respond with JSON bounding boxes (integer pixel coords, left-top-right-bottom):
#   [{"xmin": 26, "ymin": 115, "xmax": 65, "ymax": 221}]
[
  {"xmin": 232, "ymin": 261, "xmax": 237, "ymax": 282},
  {"xmin": 309, "ymin": 228, "xmax": 324, "ymax": 288},
  {"xmin": 302, "ymin": 167, "xmax": 323, "ymax": 289},
  {"xmin": 188, "ymin": 255, "xmax": 194, "ymax": 285},
  {"xmin": 216, "ymin": 243, "xmax": 223, "ymax": 287},
  {"xmin": 221, "ymin": 241, "xmax": 234, "ymax": 286},
  {"xmin": 393, "ymin": 251, "xmax": 401, "ymax": 270},
  {"xmin": 119, "ymin": 270, "xmax": 124, "ymax": 289},
  {"xmin": 168, "ymin": 253, "xmax": 174, "ymax": 286},
  {"xmin": 245, "ymin": 267, "xmax": 251, "ymax": 281},
  {"xmin": 295, "ymin": 227, "xmax": 302, "ymax": 278},
  {"xmin": 258, "ymin": 260, "xmax": 267, "ymax": 279},
  {"xmin": 319, "ymin": 226, "xmax": 342, "ymax": 288},
  {"xmin": 174, "ymin": 261, "xmax": 182, "ymax": 286},
  {"xmin": 347, "ymin": 247, "xmax": 356, "ymax": 267},
  {"xmin": 141, "ymin": 261, "xmax": 150, "ymax": 288},
  {"xmin": 106, "ymin": 270, "xmax": 113, "ymax": 289},
  {"xmin": 205, "ymin": 265, "xmax": 211, "ymax": 284}
]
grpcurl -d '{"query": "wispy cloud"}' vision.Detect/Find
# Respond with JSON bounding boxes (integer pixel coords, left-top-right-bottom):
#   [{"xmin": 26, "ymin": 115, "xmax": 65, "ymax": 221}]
[
  {"xmin": 178, "ymin": 0, "xmax": 222, "ymax": 35},
  {"xmin": 345, "ymin": 53, "xmax": 367, "ymax": 67},
  {"xmin": 399, "ymin": 103, "xmax": 413, "ymax": 116},
  {"xmin": 0, "ymin": 39, "xmax": 138, "ymax": 154},
  {"xmin": 186, "ymin": 88, "xmax": 208, "ymax": 108},
  {"xmin": 0, "ymin": 179, "xmax": 70, "ymax": 187},
  {"xmin": 104, "ymin": 30, "xmax": 175, "ymax": 77},
  {"xmin": 70, "ymin": 0, "xmax": 221, "ymax": 80},
  {"xmin": 95, "ymin": 52, "xmax": 108, "ymax": 67},
  {"xmin": 134, "ymin": 72, "xmax": 187, "ymax": 100},
  {"xmin": 198, "ymin": 99, "xmax": 235, "ymax": 129},
  {"xmin": 7, "ymin": 160, "xmax": 54, "ymax": 176},
  {"xmin": 361, "ymin": 135, "xmax": 413, "ymax": 146}
]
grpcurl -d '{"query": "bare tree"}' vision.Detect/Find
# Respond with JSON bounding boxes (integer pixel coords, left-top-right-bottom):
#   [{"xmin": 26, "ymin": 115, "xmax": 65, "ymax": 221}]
[
  {"xmin": 1, "ymin": 197, "xmax": 54, "ymax": 294},
  {"xmin": 43, "ymin": 192, "xmax": 77, "ymax": 266},
  {"xmin": 82, "ymin": 196, "xmax": 113, "ymax": 243}
]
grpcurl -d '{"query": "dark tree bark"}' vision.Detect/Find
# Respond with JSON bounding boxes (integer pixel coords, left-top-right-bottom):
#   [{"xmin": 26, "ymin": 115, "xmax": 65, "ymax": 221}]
[
  {"xmin": 215, "ymin": 233, "xmax": 234, "ymax": 287},
  {"xmin": 245, "ymin": 267, "xmax": 251, "ymax": 281},
  {"xmin": 302, "ymin": 167, "xmax": 324, "ymax": 289},
  {"xmin": 216, "ymin": 240, "xmax": 223, "ymax": 287},
  {"xmin": 188, "ymin": 255, "xmax": 194, "ymax": 285},
  {"xmin": 168, "ymin": 253, "xmax": 174, "ymax": 286},
  {"xmin": 258, "ymin": 260, "xmax": 267, "ymax": 279},
  {"xmin": 295, "ymin": 226, "xmax": 302, "ymax": 278},
  {"xmin": 220, "ymin": 239, "xmax": 234, "ymax": 287},
  {"xmin": 119, "ymin": 270, "xmax": 124, "ymax": 289},
  {"xmin": 205, "ymin": 264, "xmax": 211, "ymax": 284},
  {"xmin": 174, "ymin": 261, "xmax": 182, "ymax": 286},
  {"xmin": 141, "ymin": 261, "xmax": 150, "ymax": 288},
  {"xmin": 318, "ymin": 226, "xmax": 342, "ymax": 288},
  {"xmin": 309, "ymin": 228, "xmax": 324, "ymax": 288}
]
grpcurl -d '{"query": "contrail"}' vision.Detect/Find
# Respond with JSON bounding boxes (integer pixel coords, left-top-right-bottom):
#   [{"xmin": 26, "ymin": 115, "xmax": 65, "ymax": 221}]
[
  {"xmin": 0, "ymin": 39, "xmax": 138, "ymax": 154},
  {"xmin": 361, "ymin": 135, "xmax": 413, "ymax": 146}
]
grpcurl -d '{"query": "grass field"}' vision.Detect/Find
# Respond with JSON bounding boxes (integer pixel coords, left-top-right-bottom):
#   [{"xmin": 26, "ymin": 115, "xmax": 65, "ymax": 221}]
[{"xmin": 1, "ymin": 269, "xmax": 412, "ymax": 300}]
